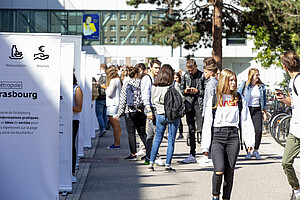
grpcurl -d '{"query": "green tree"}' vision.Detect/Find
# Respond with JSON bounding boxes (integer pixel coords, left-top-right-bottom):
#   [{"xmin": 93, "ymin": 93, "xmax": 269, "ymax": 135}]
[
  {"xmin": 127, "ymin": 0, "xmax": 300, "ymax": 69},
  {"xmin": 241, "ymin": 0, "xmax": 300, "ymax": 68},
  {"xmin": 127, "ymin": 0, "xmax": 247, "ymax": 50}
]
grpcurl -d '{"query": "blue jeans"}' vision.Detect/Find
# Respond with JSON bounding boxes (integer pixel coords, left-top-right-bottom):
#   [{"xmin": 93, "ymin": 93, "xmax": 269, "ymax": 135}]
[
  {"xmin": 95, "ymin": 100, "xmax": 107, "ymax": 132},
  {"xmin": 150, "ymin": 114, "xmax": 180, "ymax": 165}
]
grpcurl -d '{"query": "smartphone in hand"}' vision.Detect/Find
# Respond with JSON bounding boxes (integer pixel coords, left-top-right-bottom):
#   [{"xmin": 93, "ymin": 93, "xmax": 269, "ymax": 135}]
[{"xmin": 275, "ymin": 88, "xmax": 283, "ymax": 95}]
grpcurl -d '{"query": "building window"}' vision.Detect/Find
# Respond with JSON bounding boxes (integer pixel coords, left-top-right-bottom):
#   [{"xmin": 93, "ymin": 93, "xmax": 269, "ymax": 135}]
[
  {"xmin": 110, "ymin": 25, "xmax": 116, "ymax": 32},
  {"xmin": 140, "ymin": 25, "xmax": 146, "ymax": 31},
  {"xmin": 104, "ymin": 37, "xmax": 107, "ymax": 43},
  {"xmin": 158, "ymin": 13, "xmax": 165, "ymax": 18},
  {"xmin": 130, "ymin": 13, "xmax": 137, "ymax": 20},
  {"xmin": 120, "ymin": 37, "xmax": 126, "ymax": 43},
  {"xmin": 129, "ymin": 37, "xmax": 137, "ymax": 44},
  {"xmin": 110, "ymin": 37, "xmax": 117, "ymax": 43},
  {"xmin": 120, "ymin": 13, "xmax": 127, "ymax": 20},
  {"xmin": 111, "ymin": 13, "xmax": 117, "ymax": 20},
  {"xmin": 130, "ymin": 25, "xmax": 136, "ymax": 31},
  {"xmin": 226, "ymin": 34, "xmax": 246, "ymax": 46},
  {"xmin": 140, "ymin": 13, "xmax": 147, "ymax": 20},
  {"xmin": 120, "ymin": 25, "xmax": 127, "ymax": 32},
  {"xmin": 140, "ymin": 37, "xmax": 147, "ymax": 44},
  {"xmin": 103, "ymin": 26, "xmax": 107, "ymax": 32}
]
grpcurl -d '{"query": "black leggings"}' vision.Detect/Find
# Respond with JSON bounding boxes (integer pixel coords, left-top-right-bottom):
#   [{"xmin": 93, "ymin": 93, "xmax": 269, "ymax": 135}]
[
  {"xmin": 72, "ymin": 120, "xmax": 79, "ymax": 174},
  {"xmin": 211, "ymin": 127, "xmax": 240, "ymax": 199},
  {"xmin": 249, "ymin": 106, "xmax": 262, "ymax": 150}
]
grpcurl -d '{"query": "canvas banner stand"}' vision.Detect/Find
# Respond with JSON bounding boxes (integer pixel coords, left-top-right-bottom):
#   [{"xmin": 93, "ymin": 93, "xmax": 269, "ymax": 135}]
[
  {"xmin": 82, "ymin": 54, "xmax": 93, "ymax": 148},
  {"xmin": 0, "ymin": 33, "xmax": 60, "ymax": 199},
  {"xmin": 78, "ymin": 51, "xmax": 86, "ymax": 157},
  {"xmin": 59, "ymin": 43, "xmax": 74, "ymax": 193}
]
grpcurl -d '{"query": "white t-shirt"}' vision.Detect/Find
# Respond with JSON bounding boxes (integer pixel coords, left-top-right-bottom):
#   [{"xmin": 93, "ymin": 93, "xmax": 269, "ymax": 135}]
[
  {"xmin": 201, "ymin": 94, "xmax": 255, "ymax": 153},
  {"xmin": 289, "ymin": 74, "xmax": 300, "ymax": 138},
  {"xmin": 248, "ymin": 85, "xmax": 260, "ymax": 107}
]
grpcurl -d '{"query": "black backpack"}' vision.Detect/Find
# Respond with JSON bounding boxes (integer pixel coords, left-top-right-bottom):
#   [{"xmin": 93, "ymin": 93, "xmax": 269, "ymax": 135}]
[
  {"xmin": 164, "ymin": 86, "xmax": 185, "ymax": 121},
  {"xmin": 212, "ymin": 92, "xmax": 243, "ymax": 150}
]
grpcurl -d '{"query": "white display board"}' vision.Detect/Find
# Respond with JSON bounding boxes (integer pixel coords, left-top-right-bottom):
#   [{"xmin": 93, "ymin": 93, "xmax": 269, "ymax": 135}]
[
  {"xmin": 78, "ymin": 51, "xmax": 86, "ymax": 157},
  {"xmin": 82, "ymin": 54, "xmax": 93, "ymax": 148},
  {"xmin": 0, "ymin": 33, "xmax": 60, "ymax": 199},
  {"xmin": 59, "ymin": 43, "xmax": 74, "ymax": 193},
  {"xmin": 61, "ymin": 35, "xmax": 82, "ymax": 84}
]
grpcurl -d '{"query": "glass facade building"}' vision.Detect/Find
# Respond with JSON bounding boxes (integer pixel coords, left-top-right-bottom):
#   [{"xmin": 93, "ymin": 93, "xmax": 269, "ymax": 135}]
[{"xmin": 0, "ymin": 9, "xmax": 164, "ymax": 46}]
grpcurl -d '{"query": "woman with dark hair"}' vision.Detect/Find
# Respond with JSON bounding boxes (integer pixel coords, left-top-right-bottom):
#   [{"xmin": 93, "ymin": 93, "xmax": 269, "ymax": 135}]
[
  {"xmin": 148, "ymin": 64, "xmax": 181, "ymax": 173},
  {"xmin": 72, "ymin": 73, "xmax": 83, "ymax": 183},
  {"xmin": 201, "ymin": 69, "xmax": 255, "ymax": 200},
  {"xmin": 237, "ymin": 68, "xmax": 267, "ymax": 159},
  {"xmin": 174, "ymin": 72, "xmax": 184, "ymax": 139},
  {"xmin": 117, "ymin": 66, "xmax": 147, "ymax": 160},
  {"xmin": 276, "ymin": 51, "xmax": 300, "ymax": 199},
  {"xmin": 105, "ymin": 67, "xmax": 122, "ymax": 149}
]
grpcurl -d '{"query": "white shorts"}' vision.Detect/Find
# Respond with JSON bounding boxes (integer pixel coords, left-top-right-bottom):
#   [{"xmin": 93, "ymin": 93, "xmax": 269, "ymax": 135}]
[{"xmin": 107, "ymin": 105, "xmax": 118, "ymax": 116}]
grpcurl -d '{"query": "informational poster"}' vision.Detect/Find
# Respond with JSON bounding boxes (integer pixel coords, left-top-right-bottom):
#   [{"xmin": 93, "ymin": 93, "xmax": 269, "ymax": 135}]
[
  {"xmin": 59, "ymin": 43, "xmax": 74, "ymax": 193},
  {"xmin": 0, "ymin": 33, "xmax": 60, "ymax": 199},
  {"xmin": 83, "ymin": 14, "xmax": 99, "ymax": 40}
]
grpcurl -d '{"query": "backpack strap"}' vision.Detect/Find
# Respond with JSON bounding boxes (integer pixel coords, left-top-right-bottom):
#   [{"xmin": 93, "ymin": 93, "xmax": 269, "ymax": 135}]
[
  {"xmin": 293, "ymin": 73, "xmax": 300, "ymax": 96},
  {"xmin": 236, "ymin": 92, "xmax": 243, "ymax": 150},
  {"xmin": 146, "ymin": 74, "xmax": 153, "ymax": 85}
]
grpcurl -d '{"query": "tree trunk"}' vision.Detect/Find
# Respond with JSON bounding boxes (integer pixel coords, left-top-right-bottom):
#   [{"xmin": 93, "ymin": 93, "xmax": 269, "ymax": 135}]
[{"xmin": 212, "ymin": 0, "xmax": 223, "ymax": 69}]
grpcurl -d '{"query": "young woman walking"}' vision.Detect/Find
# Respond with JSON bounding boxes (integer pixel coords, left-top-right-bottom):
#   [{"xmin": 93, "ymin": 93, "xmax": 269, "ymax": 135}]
[
  {"xmin": 201, "ymin": 68, "xmax": 255, "ymax": 200},
  {"xmin": 105, "ymin": 67, "xmax": 122, "ymax": 149},
  {"xmin": 117, "ymin": 66, "xmax": 147, "ymax": 160},
  {"xmin": 237, "ymin": 68, "xmax": 267, "ymax": 159},
  {"xmin": 148, "ymin": 64, "xmax": 181, "ymax": 173}
]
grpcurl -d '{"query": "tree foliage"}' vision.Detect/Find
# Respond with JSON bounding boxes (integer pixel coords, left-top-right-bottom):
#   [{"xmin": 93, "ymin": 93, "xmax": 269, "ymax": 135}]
[
  {"xmin": 127, "ymin": 0, "xmax": 247, "ymax": 51},
  {"xmin": 241, "ymin": 0, "xmax": 300, "ymax": 68},
  {"xmin": 127, "ymin": 0, "xmax": 300, "ymax": 68}
]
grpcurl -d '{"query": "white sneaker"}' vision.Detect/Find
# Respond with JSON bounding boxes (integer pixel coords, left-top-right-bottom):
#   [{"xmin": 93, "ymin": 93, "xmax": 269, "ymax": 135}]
[
  {"xmin": 293, "ymin": 189, "xmax": 300, "ymax": 200},
  {"xmin": 72, "ymin": 175, "xmax": 77, "ymax": 183},
  {"xmin": 198, "ymin": 156, "xmax": 214, "ymax": 167},
  {"xmin": 155, "ymin": 157, "xmax": 165, "ymax": 166},
  {"xmin": 182, "ymin": 155, "xmax": 197, "ymax": 164},
  {"xmin": 136, "ymin": 149, "xmax": 146, "ymax": 157}
]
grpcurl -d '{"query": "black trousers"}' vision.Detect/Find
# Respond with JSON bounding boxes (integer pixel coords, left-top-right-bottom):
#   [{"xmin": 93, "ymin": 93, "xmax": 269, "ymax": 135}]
[
  {"xmin": 186, "ymin": 104, "xmax": 203, "ymax": 156},
  {"xmin": 125, "ymin": 112, "xmax": 147, "ymax": 154},
  {"xmin": 249, "ymin": 106, "xmax": 262, "ymax": 150},
  {"xmin": 211, "ymin": 127, "xmax": 240, "ymax": 199},
  {"xmin": 72, "ymin": 120, "xmax": 79, "ymax": 174}
]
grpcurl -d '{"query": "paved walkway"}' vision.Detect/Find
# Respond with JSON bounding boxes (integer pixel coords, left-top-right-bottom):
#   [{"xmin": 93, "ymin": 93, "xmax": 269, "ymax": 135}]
[{"xmin": 61, "ymin": 117, "xmax": 300, "ymax": 200}]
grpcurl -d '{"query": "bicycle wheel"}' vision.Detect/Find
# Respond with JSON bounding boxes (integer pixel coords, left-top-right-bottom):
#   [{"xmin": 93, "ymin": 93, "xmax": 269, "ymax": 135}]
[
  {"xmin": 270, "ymin": 113, "xmax": 288, "ymax": 139},
  {"xmin": 262, "ymin": 111, "xmax": 271, "ymax": 135},
  {"xmin": 276, "ymin": 115, "xmax": 291, "ymax": 147}
]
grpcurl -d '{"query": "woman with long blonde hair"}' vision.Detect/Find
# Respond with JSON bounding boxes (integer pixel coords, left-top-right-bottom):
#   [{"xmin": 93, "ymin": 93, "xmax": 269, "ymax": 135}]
[
  {"xmin": 104, "ymin": 66, "xmax": 122, "ymax": 149},
  {"xmin": 237, "ymin": 68, "xmax": 267, "ymax": 159},
  {"xmin": 201, "ymin": 69, "xmax": 255, "ymax": 200}
]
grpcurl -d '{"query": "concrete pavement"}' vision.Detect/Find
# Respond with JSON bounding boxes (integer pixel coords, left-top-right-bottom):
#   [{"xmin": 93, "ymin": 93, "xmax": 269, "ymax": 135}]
[{"xmin": 61, "ymin": 117, "xmax": 300, "ymax": 200}]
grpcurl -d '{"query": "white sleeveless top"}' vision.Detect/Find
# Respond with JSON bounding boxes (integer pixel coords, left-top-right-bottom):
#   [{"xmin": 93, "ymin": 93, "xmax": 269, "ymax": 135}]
[{"xmin": 73, "ymin": 85, "xmax": 81, "ymax": 121}]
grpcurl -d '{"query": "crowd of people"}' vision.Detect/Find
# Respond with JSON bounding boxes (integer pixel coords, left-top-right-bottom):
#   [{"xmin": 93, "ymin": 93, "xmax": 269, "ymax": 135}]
[{"xmin": 74, "ymin": 51, "xmax": 300, "ymax": 200}]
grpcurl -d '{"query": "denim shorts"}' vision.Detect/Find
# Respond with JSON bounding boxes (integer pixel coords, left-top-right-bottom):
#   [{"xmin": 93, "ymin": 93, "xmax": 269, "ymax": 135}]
[{"xmin": 107, "ymin": 105, "xmax": 118, "ymax": 116}]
